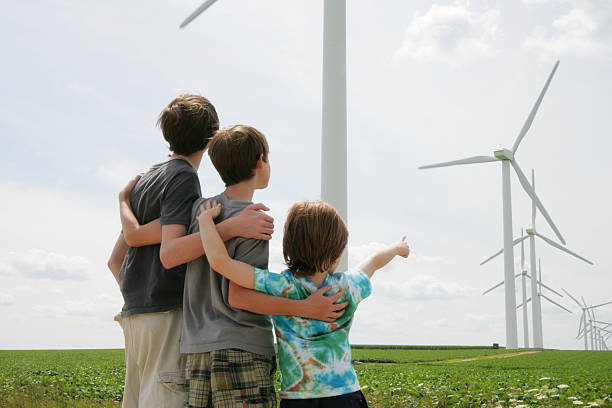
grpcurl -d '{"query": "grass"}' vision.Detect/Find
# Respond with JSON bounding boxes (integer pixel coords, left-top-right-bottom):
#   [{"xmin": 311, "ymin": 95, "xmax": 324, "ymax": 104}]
[{"xmin": 1, "ymin": 347, "xmax": 611, "ymax": 407}]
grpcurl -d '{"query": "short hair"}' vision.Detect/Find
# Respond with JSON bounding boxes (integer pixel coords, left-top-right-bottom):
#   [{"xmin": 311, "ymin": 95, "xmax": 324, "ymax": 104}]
[
  {"xmin": 157, "ymin": 94, "xmax": 219, "ymax": 156},
  {"xmin": 208, "ymin": 125, "xmax": 269, "ymax": 187},
  {"xmin": 283, "ymin": 201, "xmax": 348, "ymax": 277}
]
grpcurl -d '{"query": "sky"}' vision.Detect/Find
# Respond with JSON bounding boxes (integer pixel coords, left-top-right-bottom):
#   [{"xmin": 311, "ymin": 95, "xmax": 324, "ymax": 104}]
[{"xmin": 1, "ymin": 0, "xmax": 611, "ymax": 350}]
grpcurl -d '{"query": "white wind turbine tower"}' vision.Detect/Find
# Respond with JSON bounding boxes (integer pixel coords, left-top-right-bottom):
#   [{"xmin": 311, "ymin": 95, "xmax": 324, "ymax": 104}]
[
  {"xmin": 419, "ymin": 61, "xmax": 563, "ymax": 349},
  {"xmin": 180, "ymin": 0, "xmax": 349, "ymax": 270},
  {"xmin": 480, "ymin": 169, "xmax": 593, "ymax": 348}
]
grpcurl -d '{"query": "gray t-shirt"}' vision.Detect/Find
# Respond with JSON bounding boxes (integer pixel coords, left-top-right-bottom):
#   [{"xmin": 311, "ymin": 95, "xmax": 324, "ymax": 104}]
[
  {"xmin": 119, "ymin": 158, "xmax": 201, "ymax": 316},
  {"xmin": 180, "ymin": 192, "xmax": 274, "ymax": 356}
]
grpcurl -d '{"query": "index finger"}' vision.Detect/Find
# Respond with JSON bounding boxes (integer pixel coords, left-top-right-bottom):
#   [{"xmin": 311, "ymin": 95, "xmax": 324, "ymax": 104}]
[
  {"xmin": 329, "ymin": 289, "xmax": 345, "ymax": 303},
  {"xmin": 247, "ymin": 203, "xmax": 270, "ymax": 212},
  {"xmin": 258, "ymin": 213, "xmax": 274, "ymax": 223}
]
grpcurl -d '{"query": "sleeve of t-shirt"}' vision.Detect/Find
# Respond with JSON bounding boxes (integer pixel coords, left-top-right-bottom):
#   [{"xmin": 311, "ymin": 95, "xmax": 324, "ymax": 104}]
[
  {"xmin": 344, "ymin": 269, "xmax": 372, "ymax": 304},
  {"xmin": 160, "ymin": 171, "xmax": 201, "ymax": 226},
  {"xmin": 253, "ymin": 268, "xmax": 291, "ymax": 297}
]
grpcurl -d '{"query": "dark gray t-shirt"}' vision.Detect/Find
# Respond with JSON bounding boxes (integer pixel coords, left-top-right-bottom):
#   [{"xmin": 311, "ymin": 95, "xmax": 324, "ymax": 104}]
[
  {"xmin": 180, "ymin": 193, "xmax": 274, "ymax": 356},
  {"xmin": 119, "ymin": 158, "xmax": 201, "ymax": 316}
]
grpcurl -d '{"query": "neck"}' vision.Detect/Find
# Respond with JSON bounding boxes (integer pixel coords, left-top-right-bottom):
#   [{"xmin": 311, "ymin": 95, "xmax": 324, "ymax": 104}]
[
  {"xmin": 224, "ymin": 179, "xmax": 256, "ymax": 202},
  {"xmin": 170, "ymin": 150, "xmax": 204, "ymax": 170},
  {"xmin": 309, "ymin": 270, "xmax": 328, "ymax": 287}
]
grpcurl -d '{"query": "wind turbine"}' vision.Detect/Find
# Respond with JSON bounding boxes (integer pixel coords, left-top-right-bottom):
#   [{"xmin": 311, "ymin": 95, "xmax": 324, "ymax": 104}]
[
  {"xmin": 515, "ymin": 259, "xmax": 573, "ymax": 347},
  {"xmin": 564, "ymin": 289, "xmax": 612, "ymax": 350},
  {"xmin": 179, "ymin": 0, "xmax": 349, "ymax": 270},
  {"xmin": 420, "ymin": 61, "xmax": 562, "ymax": 349},
  {"xmin": 480, "ymin": 169, "xmax": 593, "ymax": 348}
]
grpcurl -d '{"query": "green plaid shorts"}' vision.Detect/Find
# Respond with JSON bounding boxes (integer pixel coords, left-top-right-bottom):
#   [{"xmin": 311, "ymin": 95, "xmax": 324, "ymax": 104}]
[{"xmin": 185, "ymin": 348, "xmax": 277, "ymax": 408}]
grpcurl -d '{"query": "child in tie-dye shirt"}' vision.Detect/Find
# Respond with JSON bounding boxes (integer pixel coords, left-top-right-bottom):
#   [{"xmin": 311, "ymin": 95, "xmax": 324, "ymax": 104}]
[{"xmin": 197, "ymin": 200, "xmax": 410, "ymax": 408}]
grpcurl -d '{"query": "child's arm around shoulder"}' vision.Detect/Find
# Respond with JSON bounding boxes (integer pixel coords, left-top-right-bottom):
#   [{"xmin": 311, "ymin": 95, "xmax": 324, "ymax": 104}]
[
  {"xmin": 119, "ymin": 175, "xmax": 162, "ymax": 247},
  {"xmin": 227, "ymin": 281, "xmax": 348, "ymax": 322},
  {"xmin": 358, "ymin": 236, "xmax": 410, "ymax": 278},
  {"xmin": 197, "ymin": 200, "xmax": 256, "ymax": 289}
]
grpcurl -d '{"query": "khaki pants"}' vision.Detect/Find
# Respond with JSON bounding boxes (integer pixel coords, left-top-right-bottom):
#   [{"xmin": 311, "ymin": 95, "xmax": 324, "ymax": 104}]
[{"xmin": 115, "ymin": 309, "xmax": 186, "ymax": 408}]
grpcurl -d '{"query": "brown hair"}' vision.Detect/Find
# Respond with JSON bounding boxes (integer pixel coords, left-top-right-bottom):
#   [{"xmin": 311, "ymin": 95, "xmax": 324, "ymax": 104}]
[
  {"xmin": 208, "ymin": 125, "xmax": 269, "ymax": 186},
  {"xmin": 157, "ymin": 94, "xmax": 219, "ymax": 155},
  {"xmin": 283, "ymin": 201, "xmax": 348, "ymax": 276}
]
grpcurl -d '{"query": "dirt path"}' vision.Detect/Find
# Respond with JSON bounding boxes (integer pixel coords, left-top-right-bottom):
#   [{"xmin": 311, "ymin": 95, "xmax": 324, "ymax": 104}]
[
  {"xmin": 442, "ymin": 350, "xmax": 542, "ymax": 363},
  {"xmin": 355, "ymin": 350, "xmax": 543, "ymax": 366}
]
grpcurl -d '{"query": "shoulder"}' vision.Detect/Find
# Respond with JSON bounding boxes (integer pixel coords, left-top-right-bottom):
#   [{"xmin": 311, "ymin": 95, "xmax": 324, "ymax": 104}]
[
  {"xmin": 254, "ymin": 268, "xmax": 293, "ymax": 295},
  {"xmin": 331, "ymin": 269, "xmax": 369, "ymax": 285}
]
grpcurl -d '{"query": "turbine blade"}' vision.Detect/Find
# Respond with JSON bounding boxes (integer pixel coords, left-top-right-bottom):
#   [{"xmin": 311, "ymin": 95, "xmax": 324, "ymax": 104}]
[
  {"xmin": 517, "ymin": 298, "xmax": 533, "ymax": 309},
  {"xmin": 539, "ymin": 281, "xmax": 563, "ymax": 298},
  {"xmin": 562, "ymin": 288, "xmax": 584, "ymax": 308},
  {"xmin": 418, "ymin": 156, "xmax": 498, "ymax": 170},
  {"xmin": 482, "ymin": 280, "xmax": 505, "ymax": 295},
  {"xmin": 520, "ymin": 228, "xmax": 526, "ymax": 269},
  {"xmin": 180, "ymin": 0, "xmax": 219, "ymax": 29},
  {"xmin": 577, "ymin": 313, "xmax": 585, "ymax": 337},
  {"xmin": 480, "ymin": 235, "xmax": 528, "ymax": 265},
  {"xmin": 511, "ymin": 60, "xmax": 560, "ymax": 153},
  {"xmin": 588, "ymin": 300, "xmax": 612, "ymax": 309},
  {"xmin": 534, "ymin": 232, "xmax": 594, "ymax": 265},
  {"xmin": 531, "ymin": 169, "xmax": 536, "ymax": 227},
  {"xmin": 541, "ymin": 294, "xmax": 573, "ymax": 314},
  {"xmin": 511, "ymin": 160, "xmax": 565, "ymax": 244}
]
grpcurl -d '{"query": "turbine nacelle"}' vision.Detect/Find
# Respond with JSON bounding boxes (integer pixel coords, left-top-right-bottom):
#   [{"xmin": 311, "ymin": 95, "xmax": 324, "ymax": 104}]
[
  {"xmin": 494, "ymin": 149, "xmax": 514, "ymax": 161},
  {"xmin": 526, "ymin": 228, "xmax": 536, "ymax": 236}
]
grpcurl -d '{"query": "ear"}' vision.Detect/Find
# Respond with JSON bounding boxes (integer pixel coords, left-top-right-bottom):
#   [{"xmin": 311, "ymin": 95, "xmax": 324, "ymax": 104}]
[{"xmin": 256, "ymin": 153, "xmax": 264, "ymax": 169}]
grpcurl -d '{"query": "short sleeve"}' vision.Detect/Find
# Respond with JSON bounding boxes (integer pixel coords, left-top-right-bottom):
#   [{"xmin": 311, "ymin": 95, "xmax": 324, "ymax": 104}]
[
  {"xmin": 254, "ymin": 268, "xmax": 291, "ymax": 297},
  {"xmin": 345, "ymin": 269, "xmax": 372, "ymax": 304},
  {"xmin": 161, "ymin": 171, "xmax": 201, "ymax": 226}
]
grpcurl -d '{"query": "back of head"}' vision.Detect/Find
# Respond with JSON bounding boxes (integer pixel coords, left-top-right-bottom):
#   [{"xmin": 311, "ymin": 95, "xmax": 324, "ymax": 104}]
[
  {"xmin": 157, "ymin": 94, "xmax": 219, "ymax": 155},
  {"xmin": 283, "ymin": 201, "xmax": 348, "ymax": 277},
  {"xmin": 208, "ymin": 125, "xmax": 269, "ymax": 186}
]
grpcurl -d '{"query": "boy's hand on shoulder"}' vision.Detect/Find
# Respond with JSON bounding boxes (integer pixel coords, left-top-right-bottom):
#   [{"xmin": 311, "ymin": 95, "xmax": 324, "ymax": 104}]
[
  {"xmin": 302, "ymin": 286, "xmax": 348, "ymax": 323},
  {"xmin": 119, "ymin": 174, "xmax": 143, "ymax": 202},
  {"xmin": 235, "ymin": 203, "xmax": 275, "ymax": 241},
  {"xmin": 197, "ymin": 200, "xmax": 222, "ymax": 223},
  {"xmin": 395, "ymin": 235, "xmax": 410, "ymax": 258}
]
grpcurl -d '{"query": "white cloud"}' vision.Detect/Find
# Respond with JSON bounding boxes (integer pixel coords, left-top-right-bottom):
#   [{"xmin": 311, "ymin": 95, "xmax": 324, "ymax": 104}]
[
  {"xmin": 374, "ymin": 274, "xmax": 468, "ymax": 301},
  {"xmin": 524, "ymin": 0, "xmax": 612, "ymax": 58},
  {"xmin": 0, "ymin": 249, "xmax": 91, "ymax": 281},
  {"xmin": 522, "ymin": 0, "xmax": 556, "ymax": 3},
  {"xmin": 394, "ymin": 1, "xmax": 500, "ymax": 67},
  {"xmin": 0, "ymin": 293, "xmax": 15, "ymax": 306}
]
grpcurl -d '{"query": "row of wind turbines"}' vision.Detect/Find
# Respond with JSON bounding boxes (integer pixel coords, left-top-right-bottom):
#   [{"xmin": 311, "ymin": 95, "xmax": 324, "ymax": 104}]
[
  {"xmin": 419, "ymin": 61, "xmax": 611, "ymax": 350},
  {"xmin": 177, "ymin": 3, "xmax": 610, "ymax": 350}
]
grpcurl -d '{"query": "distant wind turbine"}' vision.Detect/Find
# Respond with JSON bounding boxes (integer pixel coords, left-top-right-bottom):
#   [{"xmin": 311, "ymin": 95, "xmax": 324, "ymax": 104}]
[
  {"xmin": 179, "ymin": 0, "xmax": 349, "ymax": 270},
  {"xmin": 515, "ymin": 260, "xmax": 573, "ymax": 347},
  {"xmin": 481, "ymin": 169, "xmax": 593, "ymax": 348},
  {"xmin": 420, "ymin": 61, "xmax": 562, "ymax": 349},
  {"xmin": 482, "ymin": 229, "xmax": 530, "ymax": 348},
  {"xmin": 564, "ymin": 289, "xmax": 612, "ymax": 350}
]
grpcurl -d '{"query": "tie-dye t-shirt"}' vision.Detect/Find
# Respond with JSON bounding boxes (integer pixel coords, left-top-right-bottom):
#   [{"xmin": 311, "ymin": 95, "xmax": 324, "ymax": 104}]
[{"xmin": 253, "ymin": 268, "xmax": 372, "ymax": 399}]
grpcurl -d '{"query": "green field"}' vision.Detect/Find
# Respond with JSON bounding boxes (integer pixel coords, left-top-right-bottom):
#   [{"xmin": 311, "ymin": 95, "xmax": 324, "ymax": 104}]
[{"xmin": 1, "ymin": 348, "xmax": 611, "ymax": 407}]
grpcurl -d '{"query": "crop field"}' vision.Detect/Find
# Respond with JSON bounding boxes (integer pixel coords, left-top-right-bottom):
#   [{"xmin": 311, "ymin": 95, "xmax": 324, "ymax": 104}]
[{"xmin": 1, "ymin": 347, "xmax": 611, "ymax": 407}]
